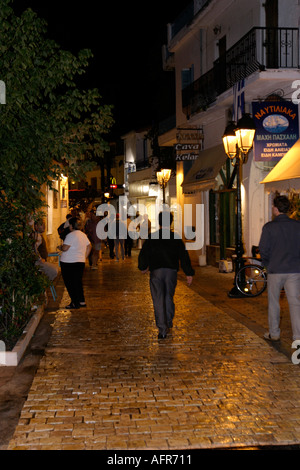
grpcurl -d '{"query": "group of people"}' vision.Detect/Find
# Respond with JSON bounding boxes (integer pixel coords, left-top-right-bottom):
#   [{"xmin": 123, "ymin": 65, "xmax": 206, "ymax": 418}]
[
  {"xmin": 33, "ymin": 194, "xmax": 300, "ymax": 344},
  {"xmin": 53, "ymin": 207, "xmax": 195, "ymax": 337},
  {"xmin": 55, "ymin": 209, "xmax": 152, "ymax": 309}
]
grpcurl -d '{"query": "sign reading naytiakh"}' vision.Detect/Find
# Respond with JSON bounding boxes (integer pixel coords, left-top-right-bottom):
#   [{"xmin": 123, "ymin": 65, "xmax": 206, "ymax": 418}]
[
  {"xmin": 252, "ymin": 101, "xmax": 299, "ymax": 161},
  {"xmin": 175, "ymin": 128, "xmax": 203, "ymax": 161}
]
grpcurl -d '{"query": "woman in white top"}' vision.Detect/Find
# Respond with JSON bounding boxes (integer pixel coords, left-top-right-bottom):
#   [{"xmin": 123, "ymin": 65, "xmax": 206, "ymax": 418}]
[{"xmin": 59, "ymin": 217, "xmax": 91, "ymax": 309}]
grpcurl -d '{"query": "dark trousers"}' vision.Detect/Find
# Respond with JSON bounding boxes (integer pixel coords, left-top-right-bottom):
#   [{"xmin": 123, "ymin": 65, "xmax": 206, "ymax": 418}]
[
  {"xmin": 60, "ymin": 262, "xmax": 85, "ymax": 307},
  {"xmin": 150, "ymin": 268, "xmax": 177, "ymax": 336},
  {"xmin": 108, "ymin": 238, "xmax": 115, "ymax": 258},
  {"xmin": 125, "ymin": 237, "xmax": 133, "ymax": 256}
]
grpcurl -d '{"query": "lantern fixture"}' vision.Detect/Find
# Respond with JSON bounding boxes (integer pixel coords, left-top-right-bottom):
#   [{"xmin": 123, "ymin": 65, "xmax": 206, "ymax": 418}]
[
  {"xmin": 235, "ymin": 113, "xmax": 256, "ymax": 156},
  {"xmin": 156, "ymin": 169, "xmax": 172, "ymax": 204},
  {"xmin": 222, "ymin": 113, "xmax": 256, "ymax": 298}
]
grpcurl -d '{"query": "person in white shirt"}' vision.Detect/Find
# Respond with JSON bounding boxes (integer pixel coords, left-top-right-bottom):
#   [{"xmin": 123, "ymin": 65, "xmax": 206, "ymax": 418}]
[{"xmin": 58, "ymin": 217, "xmax": 91, "ymax": 309}]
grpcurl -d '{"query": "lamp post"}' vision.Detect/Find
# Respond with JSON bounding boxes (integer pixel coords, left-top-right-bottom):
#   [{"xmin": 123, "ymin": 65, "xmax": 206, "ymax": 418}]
[
  {"xmin": 156, "ymin": 169, "xmax": 171, "ymax": 205},
  {"xmin": 222, "ymin": 113, "xmax": 256, "ymax": 297}
]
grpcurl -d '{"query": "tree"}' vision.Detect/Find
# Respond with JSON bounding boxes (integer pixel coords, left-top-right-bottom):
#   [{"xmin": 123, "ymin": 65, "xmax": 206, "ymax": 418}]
[{"xmin": 0, "ymin": 0, "xmax": 114, "ymax": 345}]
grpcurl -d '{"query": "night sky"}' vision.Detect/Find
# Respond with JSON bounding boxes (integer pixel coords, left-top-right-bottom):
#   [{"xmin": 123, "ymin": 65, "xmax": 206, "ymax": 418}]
[{"xmin": 12, "ymin": 0, "xmax": 192, "ymax": 136}]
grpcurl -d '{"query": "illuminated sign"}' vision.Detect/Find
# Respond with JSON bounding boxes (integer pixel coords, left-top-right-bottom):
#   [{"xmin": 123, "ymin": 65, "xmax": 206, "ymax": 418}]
[
  {"xmin": 174, "ymin": 128, "xmax": 204, "ymax": 161},
  {"xmin": 252, "ymin": 101, "xmax": 299, "ymax": 161}
]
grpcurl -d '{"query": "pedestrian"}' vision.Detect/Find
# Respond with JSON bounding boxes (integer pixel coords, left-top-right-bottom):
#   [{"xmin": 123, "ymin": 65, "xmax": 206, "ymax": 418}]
[
  {"xmin": 85, "ymin": 210, "xmax": 102, "ymax": 269},
  {"xmin": 140, "ymin": 214, "xmax": 151, "ymax": 246},
  {"xmin": 113, "ymin": 213, "xmax": 126, "ymax": 261},
  {"xmin": 125, "ymin": 215, "xmax": 134, "ymax": 257},
  {"xmin": 259, "ymin": 195, "xmax": 300, "ymax": 342},
  {"xmin": 57, "ymin": 214, "xmax": 72, "ymax": 240},
  {"xmin": 58, "ymin": 217, "xmax": 91, "ymax": 309},
  {"xmin": 84, "ymin": 211, "xmax": 93, "ymax": 268},
  {"xmin": 138, "ymin": 211, "xmax": 195, "ymax": 339},
  {"xmin": 106, "ymin": 212, "xmax": 116, "ymax": 259}
]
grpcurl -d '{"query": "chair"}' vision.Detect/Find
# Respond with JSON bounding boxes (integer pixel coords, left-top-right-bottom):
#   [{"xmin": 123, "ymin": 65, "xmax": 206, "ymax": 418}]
[
  {"xmin": 47, "ymin": 252, "xmax": 60, "ymax": 301},
  {"xmin": 48, "ymin": 251, "xmax": 61, "ymax": 266},
  {"xmin": 50, "ymin": 283, "xmax": 57, "ymax": 301}
]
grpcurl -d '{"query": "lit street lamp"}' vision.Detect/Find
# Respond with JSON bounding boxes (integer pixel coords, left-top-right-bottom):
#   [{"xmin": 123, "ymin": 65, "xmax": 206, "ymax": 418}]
[
  {"xmin": 223, "ymin": 113, "xmax": 256, "ymax": 297},
  {"xmin": 156, "ymin": 169, "xmax": 171, "ymax": 204}
]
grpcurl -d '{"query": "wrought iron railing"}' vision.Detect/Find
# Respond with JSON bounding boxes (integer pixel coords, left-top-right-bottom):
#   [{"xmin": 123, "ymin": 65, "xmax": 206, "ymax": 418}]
[{"xmin": 182, "ymin": 27, "xmax": 299, "ymax": 116}]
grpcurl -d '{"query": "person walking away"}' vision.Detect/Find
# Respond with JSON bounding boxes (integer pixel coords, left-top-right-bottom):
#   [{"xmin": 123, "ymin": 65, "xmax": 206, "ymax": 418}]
[
  {"xmin": 57, "ymin": 214, "xmax": 72, "ymax": 241},
  {"xmin": 138, "ymin": 211, "xmax": 195, "ymax": 339},
  {"xmin": 106, "ymin": 212, "xmax": 116, "ymax": 259},
  {"xmin": 140, "ymin": 214, "xmax": 151, "ymax": 246},
  {"xmin": 125, "ymin": 216, "xmax": 134, "ymax": 257},
  {"xmin": 259, "ymin": 195, "xmax": 300, "ymax": 342},
  {"xmin": 85, "ymin": 210, "xmax": 102, "ymax": 269},
  {"xmin": 113, "ymin": 214, "xmax": 126, "ymax": 261},
  {"xmin": 58, "ymin": 217, "xmax": 91, "ymax": 309}
]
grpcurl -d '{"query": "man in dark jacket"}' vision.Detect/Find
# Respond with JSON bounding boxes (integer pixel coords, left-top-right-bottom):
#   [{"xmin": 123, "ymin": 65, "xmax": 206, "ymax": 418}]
[
  {"xmin": 138, "ymin": 211, "xmax": 195, "ymax": 339},
  {"xmin": 259, "ymin": 195, "xmax": 300, "ymax": 342}
]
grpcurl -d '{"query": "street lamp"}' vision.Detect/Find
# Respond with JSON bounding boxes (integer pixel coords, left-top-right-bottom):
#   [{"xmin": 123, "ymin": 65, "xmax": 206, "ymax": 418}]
[
  {"xmin": 222, "ymin": 113, "xmax": 256, "ymax": 297},
  {"xmin": 156, "ymin": 169, "xmax": 171, "ymax": 204}
]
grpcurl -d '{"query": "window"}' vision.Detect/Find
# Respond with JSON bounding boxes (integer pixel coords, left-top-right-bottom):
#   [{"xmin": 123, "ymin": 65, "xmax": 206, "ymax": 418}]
[{"xmin": 181, "ymin": 65, "xmax": 194, "ymax": 90}]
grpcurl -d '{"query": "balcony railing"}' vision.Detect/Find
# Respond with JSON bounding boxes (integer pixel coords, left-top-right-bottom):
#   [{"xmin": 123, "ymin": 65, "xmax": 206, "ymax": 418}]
[{"xmin": 182, "ymin": 27, "xmax": 299, "ymax": 116}]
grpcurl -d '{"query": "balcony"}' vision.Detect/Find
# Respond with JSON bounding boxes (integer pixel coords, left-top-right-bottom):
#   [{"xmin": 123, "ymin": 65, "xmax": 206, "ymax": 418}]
[
  {"xmin": 182, "ymin": 27, "xmax": 299, "ymax": 116},
  {"xmin": 170, "ymin": 1, "xmax": 213, "ymax": 41},
  {"xmin": 170, "ymin": 2, "xmax": 194, "ymax": 39}
]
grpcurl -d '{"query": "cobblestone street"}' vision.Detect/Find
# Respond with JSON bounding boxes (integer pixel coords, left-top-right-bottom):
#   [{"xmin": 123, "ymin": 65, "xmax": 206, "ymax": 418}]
[{"xmin": 5, "ymin": 250, "xmax": 300, "ymax": 450}]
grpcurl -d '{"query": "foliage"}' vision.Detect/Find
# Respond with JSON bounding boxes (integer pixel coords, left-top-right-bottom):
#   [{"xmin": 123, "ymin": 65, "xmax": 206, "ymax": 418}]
[{"xmin": 0, "ymin": 0, "xmax": 114, "ymax": 347}]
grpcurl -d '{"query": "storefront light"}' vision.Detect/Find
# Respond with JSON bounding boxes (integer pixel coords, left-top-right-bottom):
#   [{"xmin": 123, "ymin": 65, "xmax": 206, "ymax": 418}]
[{"xmin": 157, "ymin": 169, "xmax": 172, "ymax": 204}]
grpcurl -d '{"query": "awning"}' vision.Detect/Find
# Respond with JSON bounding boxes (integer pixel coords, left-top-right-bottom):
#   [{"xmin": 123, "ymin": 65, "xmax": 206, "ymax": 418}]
[
  {"xmin": 181, "ymin": 144, "xmax": 227, "ymax": 193},
  {"xmin": 260, "ymin": 139, "xmax": 300, "ymax": 192}
]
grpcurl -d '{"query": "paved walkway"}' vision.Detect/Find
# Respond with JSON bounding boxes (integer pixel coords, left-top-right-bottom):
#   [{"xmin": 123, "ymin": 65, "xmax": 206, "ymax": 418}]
[{"xmin": 6, "ymin": 251, "xmax": 300, "ymax": 450}]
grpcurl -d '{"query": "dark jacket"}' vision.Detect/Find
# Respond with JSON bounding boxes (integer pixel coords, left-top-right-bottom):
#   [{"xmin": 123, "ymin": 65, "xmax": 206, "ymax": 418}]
[
  {"xmin": 259, "ymin": 214, "xmax": 300, "ymax": 273},
  {"xmin": 138, "ymin": 229, "xmax": 195, "ymax": 276}
]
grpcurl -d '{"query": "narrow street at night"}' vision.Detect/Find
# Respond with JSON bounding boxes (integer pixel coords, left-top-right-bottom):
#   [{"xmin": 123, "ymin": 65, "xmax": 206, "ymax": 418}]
[{"xmin": 3, "ymin": 249, "xmax": 300, "ymax": 451}]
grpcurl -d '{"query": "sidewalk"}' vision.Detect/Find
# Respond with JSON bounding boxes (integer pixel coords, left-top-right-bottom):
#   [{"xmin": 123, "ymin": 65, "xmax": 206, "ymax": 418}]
[{"xmin": 5, "ymin": 250, "xmax": 300, "ymax": 450}]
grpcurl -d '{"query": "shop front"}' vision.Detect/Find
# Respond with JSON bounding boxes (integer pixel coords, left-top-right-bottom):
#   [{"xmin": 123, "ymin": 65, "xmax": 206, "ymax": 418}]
[
  {"xmin": 180, "ymin": 144, "xmax": 232, "ymax": 266},
  {"xmin": 127, "ymin": 167, "xmax": 176, "ymax": 233},
  {"xmin": 260, "ymin": 138, "xmax": 300, "ymax": 219}
]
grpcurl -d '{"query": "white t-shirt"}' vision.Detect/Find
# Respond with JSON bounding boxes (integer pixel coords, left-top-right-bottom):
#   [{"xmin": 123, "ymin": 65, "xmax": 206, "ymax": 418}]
[{"xmin": 61, "ymin": 230, "xmax": 90, "ymax": 263}]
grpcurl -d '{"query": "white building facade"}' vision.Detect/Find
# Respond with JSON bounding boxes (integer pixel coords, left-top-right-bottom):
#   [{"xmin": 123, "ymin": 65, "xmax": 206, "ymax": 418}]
[
  {"xmin": 159, "ymin": 0, "xmax": 300, "ymax": 266},
  {"xmin": 123, "ymin": 128, "xmax": 176, "ymax": 231}
]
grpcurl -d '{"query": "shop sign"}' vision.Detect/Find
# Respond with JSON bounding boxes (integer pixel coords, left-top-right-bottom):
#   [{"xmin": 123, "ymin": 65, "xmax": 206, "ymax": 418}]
[
  {"xmin": 175, "ymin": 128, "xmax": 204, "ymax": 161},
  {"xmin": 252, "ymin": 101, "xmax": 299, "ymax": 161}
]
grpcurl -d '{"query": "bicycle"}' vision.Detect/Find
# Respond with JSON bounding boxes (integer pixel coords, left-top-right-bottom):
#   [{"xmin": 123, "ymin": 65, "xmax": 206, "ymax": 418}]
[{"xmin": 235, "ymin": 257, "xmax": 268, "ymax": 297}]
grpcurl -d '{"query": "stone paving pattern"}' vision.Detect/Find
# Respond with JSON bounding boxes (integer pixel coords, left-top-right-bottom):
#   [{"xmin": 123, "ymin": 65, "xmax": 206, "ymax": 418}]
[{"xmin": 7, "ymin": 251, "xmax": 300, "ymax": 450}]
